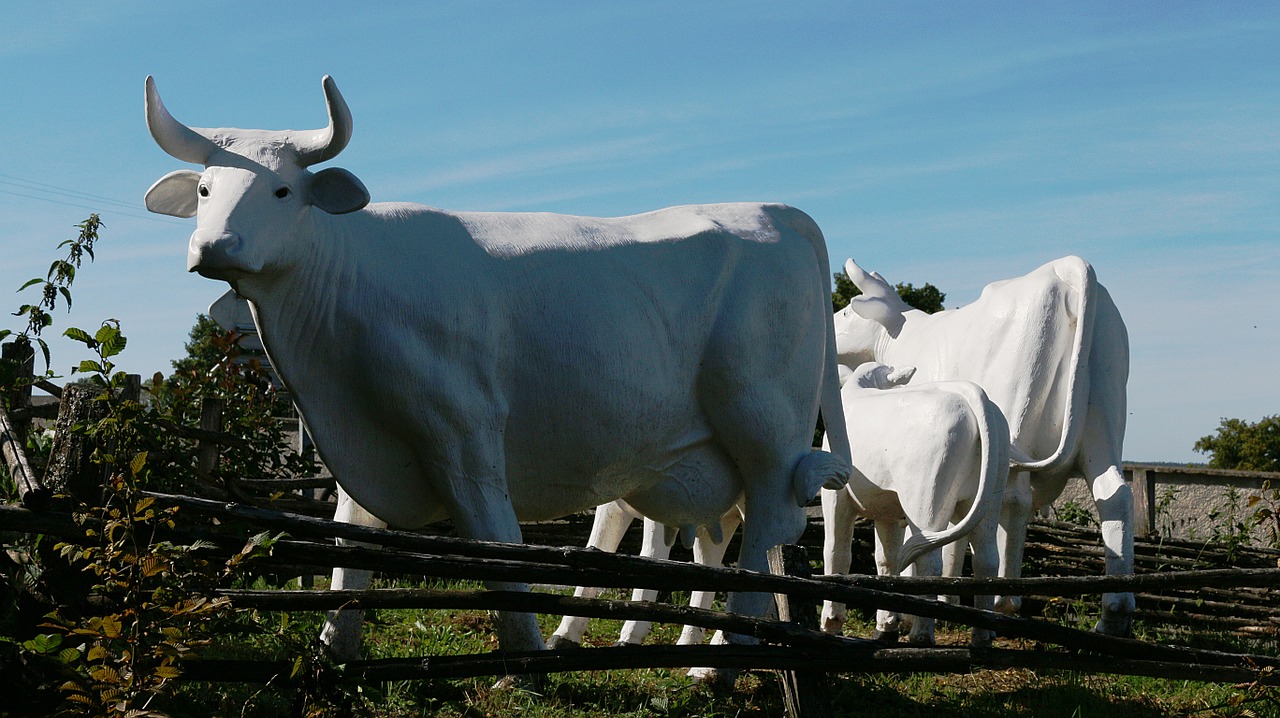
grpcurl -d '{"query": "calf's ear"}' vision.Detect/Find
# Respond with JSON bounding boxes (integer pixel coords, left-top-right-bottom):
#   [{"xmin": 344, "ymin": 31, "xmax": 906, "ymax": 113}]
[
  {"xmin": 310, "ymin": 167, "xmax": 370, "ymax": 214},
  {"xmin": 145, "ymin": 170, "xmax": 201, "ymax": 218},
  {"xmin": 886, "ymin": 365, "xmax": 916, "ymax": 386}
]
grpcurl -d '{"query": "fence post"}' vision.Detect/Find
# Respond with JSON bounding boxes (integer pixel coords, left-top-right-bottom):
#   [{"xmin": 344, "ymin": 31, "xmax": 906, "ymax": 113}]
[
  {"xmin": 121, "ymin": 374, "xmax": 141, "ymax": 404},
  {"xmin": 767, "ymin": 544, "xmax": 830, "ymax": 718},
  {"xmin": 1129, "ymin": 467, "xmax": 1154, "ymax": 538},
  {"xmin": 197, "ymin": 396, "xmax": 225, "ymax": 482},
  {"xmin": 43, "ymin": 383, "xmax": 106, "ymax": 502},
  {"xmin": 2, "ymin": 342, "xmax": 34, "ymax": 441}
]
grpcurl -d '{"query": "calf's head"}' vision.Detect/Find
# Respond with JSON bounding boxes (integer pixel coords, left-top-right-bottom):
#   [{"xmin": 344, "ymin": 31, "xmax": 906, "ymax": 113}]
[
  {"xmin": 845, "ymin": 362, "xmax": 916, "ymax": 390},
  {"xmin": 144, "ymin": 76, "xmax": 371, "ymax": 283}
]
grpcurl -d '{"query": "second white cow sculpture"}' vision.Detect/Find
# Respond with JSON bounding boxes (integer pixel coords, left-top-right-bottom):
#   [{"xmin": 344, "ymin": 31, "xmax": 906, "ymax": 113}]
[
  {"xmin": 143, "ymin": 75, "xmax": 853, "ymax": 684},
  {"xmin": 821, "ymin": 361, "xmax": 1009, "ymax": 646},
  {"xmin": 833, "ymin": 256, "xmax": 1132, "ymax": 635},
  {"xmin": 547, "ymin": 500, "xmax": 740, "ymax": 649}
]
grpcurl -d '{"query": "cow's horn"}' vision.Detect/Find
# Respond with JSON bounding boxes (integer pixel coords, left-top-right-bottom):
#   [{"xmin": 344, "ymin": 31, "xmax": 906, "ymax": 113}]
[
  {"xmin": 294, "ymin": 76, "xmax": 353, "ymax": 167},
  {"xmin": 145, "ymin": 76, "xmax": 218, "ymax": 165}
]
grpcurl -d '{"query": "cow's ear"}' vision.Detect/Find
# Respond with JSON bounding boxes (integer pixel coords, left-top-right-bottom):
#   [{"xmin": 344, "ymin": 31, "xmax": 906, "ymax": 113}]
[
  {"xmin": 310, "ymin": 167, "xmax": 370, "ymax": 215},
  {"xmin": 145, "ymin": 170, "xmax": 201, "ymax": 218},
  {"xmin": 846, "ymin": 295, "xmax": 907, "ymax": 338}
]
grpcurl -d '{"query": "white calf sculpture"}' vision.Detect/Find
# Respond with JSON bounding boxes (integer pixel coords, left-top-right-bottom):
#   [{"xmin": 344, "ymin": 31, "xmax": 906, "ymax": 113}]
[
  {"xmin": 144, "ymin": 75, "xmax": 852, "ymax": 682},
  {"xmin": 833, "ymin": 257, "xmax": 1132, "ymax": 635},
  {"xmin": 821, "ymin": 362, "xmax": 1009, "ymax": 646}
]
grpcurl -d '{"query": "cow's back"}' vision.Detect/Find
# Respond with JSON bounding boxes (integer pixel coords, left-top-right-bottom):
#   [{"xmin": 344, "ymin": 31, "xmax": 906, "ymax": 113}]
[{"xmin": 881, "ymin": 257, "xmax": 1093, "ymax": 463}]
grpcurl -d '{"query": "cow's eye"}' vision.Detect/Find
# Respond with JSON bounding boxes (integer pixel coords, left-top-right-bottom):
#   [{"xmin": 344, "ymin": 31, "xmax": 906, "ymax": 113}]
[
  {"xmin": 275, "ymin": 186, "xmax": 291, "ymax": 199},
  {"xmin": 198, "ymin": 185, "xmax": 209, "ymax": 198}
]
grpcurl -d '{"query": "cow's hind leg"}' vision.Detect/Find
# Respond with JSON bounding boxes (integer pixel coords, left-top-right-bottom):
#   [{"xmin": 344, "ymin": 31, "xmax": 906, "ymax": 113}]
[
  {"xmin": 677, "ymin": 510, "xmax": 741, "ymax": 645},
  {"xmin": 319, "ymin": 489, "xmax": 387, "ymax": 661},
  {"xmin": 687, "ymin": 388, "xmax": 816, "ymax": 686},
  {"xmin": 995, "ymin": 470, "xmax": 1033, "ymax": 615},
  {"xmin": 906, "ymin": 542, "xmax": 942, "ymax": 646},
  {"xmin": 1084, "ymin": 426, "xmax": 1134, "ymax": 637},
  {"xmin": 549, "ymin": 500, "xmax": 640, "ymax": 649},
  {"xmin": 873, "ymin": 519, "xmax": 906, "ymax": 643},
  {"xmin": 968, "ymin": 509, "xmax": 1001, "ymax": 647},
  {"xmin": 616, "ymin": 516, "xmax": 675, "ymax": 646}
]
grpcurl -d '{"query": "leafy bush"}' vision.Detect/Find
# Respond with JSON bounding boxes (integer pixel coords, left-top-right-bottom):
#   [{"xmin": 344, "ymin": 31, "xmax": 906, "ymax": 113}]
[{"xmin": 0, "ymin": 217, "xmax": 310, "ymax": 715}]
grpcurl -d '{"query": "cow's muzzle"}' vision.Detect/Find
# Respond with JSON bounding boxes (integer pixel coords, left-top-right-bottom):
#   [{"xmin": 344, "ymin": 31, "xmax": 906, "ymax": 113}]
[{"xmin": 188, "ymin": 229, "xmax": 258, "ymax": 279}]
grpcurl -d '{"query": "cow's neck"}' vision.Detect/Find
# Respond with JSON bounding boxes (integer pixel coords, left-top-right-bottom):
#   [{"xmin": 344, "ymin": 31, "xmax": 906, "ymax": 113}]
[{"xmin": 237, "ymin": 214, "xmax": 361, "ymax": 396}]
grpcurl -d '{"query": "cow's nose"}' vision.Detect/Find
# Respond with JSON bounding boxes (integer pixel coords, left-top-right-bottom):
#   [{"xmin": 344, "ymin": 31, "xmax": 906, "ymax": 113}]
[{"xmin": 188, "ymin": 229, "xmax": 247, "ymax": 275}]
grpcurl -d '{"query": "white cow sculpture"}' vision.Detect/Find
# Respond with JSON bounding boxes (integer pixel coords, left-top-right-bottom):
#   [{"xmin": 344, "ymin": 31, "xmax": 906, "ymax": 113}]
[
  {"xmin": 820, "ymin": 361, "xmax": 1009, "ymax": 647},
  {"xmin": 143, "ymin": 75, "xmax": 853, "ymax": 681},
  {"xmin": 547, "ymin": 500, "xmax": 741, "ymax": 650},
  {"xmin": 833, "ymin": 256, "xmax": 1132, "ymax": 635}
]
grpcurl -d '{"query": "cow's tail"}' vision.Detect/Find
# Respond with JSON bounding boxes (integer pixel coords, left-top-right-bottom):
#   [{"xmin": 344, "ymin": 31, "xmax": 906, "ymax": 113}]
[
  {"xmin": 897, "ymin": 383, "xmax": 1010, "ymax": 572},
  {"xmin": 787, "ymin": 206, "xmax": 852, "ymax": 506},
  {"xmin": 1009, "ymin": 257, "xmax": 1097, "ymax": 474}
]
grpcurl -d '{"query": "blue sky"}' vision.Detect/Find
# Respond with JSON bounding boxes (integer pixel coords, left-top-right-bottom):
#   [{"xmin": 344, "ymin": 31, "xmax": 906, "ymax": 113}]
[{"xmin": 1, "ymin": 2, "xmax": 1276, "ymax": 463}]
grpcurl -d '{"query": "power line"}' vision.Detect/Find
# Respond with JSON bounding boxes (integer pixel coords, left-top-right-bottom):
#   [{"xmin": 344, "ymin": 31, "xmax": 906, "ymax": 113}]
[
  {"xmin": 0, "ymin": 181, "xmax": 189, "ymax": 226},
  {"xmin": 0, "ymin": 172, "xmax": 146, "ymax": 213}
]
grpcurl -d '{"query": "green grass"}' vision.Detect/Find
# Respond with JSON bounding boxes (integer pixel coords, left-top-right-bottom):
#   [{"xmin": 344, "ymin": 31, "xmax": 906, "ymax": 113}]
[{"xmin": 158, "ymin": 579, "xmax": 1280, "ymax": 718}]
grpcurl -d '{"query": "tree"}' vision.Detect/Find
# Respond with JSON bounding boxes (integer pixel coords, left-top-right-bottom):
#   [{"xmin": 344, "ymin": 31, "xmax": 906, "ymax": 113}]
[
  {"xmin": 1194, "ymin": 415, "xmax": 1280, "ymax": 472},
  {"xmin": 832, "ymin": 271, "xmax": 946, "ymax": 314}
]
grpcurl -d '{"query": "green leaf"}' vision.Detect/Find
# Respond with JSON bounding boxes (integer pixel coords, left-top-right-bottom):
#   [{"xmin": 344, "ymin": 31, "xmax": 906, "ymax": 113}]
[
  {"xmin": 96, "ymin": 324, "xmax": 127, "ymax": 358},
  {"xmin": 17, "ymin": 278, "xmax": 44, "ymax": 292},
  {"xmin": 64, "ymin": 327, "xmax": 96, "ymax": 345},
  {"xmin": 130, "ymin": 452, "xmax": 149, "ymax": 477},
  {"xmin": 77, "ymin": 360, "xmax": 105, "ymax": 374},
  {"xmin": 22, "ymin": 633, "xmax": 62, "ymax": 655}
]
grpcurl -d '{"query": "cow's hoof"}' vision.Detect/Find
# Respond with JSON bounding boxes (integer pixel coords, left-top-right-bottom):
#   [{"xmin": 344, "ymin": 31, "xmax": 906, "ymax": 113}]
[
  {"xmin": 906, "ymin": 633, "xmax": 935, "ymax": 647},
  {"xmin": 491, "ymin": 673, "xmax": 544, "ymax": 692},
  {"xmin": 688, "ymin": 666, "xmax": 737, "ymax": 692},
  {"xmin": 994, "ymin": 595, "xmax": 1022, "ymax": 615},
  {"xmin": 1093, "ymin": 614, "xmax": 1133, "ymax": 638},
  {"xmin": 870, "ymin": 629, "xmax": 899, "ymax": 643},
  {"xmin": 970, "ymin": 630, "xmax": 995, "ymax": 649},
  {"xmin": 545, "ymin": 635, "xmax": 580, "ymax": 650},
  {"xmin": 612, "ymin": 640, "xmax": 642, "ymax": 648}
]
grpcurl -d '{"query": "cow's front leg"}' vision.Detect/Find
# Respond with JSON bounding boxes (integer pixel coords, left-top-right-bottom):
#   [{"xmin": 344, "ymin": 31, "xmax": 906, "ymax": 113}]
[
  {"xmin": 819, "ymin": 486, "xmax": 858, "ymax": 634},
  {"xmin": 438, "ymin": 466, "xmax": 546, "ymax": 683},
  {"xmin": 549, "ymin": 500, "xmax": 639, "ymax": 649},
  {"xmin": 995, "ymin": 470, "xmax": 1033, "ymax": 615},
  {"xmin": 319, "ymin": 488, "xmax": 387, "ymax": 661}
]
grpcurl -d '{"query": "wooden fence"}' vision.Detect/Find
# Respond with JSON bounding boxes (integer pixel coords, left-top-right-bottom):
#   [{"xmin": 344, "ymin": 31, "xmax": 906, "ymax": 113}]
[{"xmin": 3, "ymin": 364, "xmax": 1280, "ymax": 717}]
